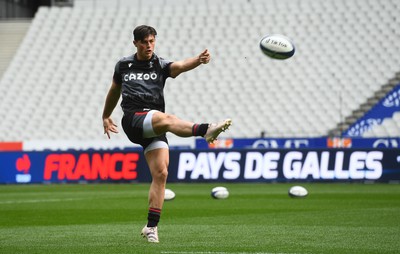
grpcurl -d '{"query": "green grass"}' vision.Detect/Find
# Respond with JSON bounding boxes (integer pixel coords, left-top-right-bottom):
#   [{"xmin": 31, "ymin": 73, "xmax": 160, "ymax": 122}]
[{"xmin": 0, "ymin": 183, "xmax": 399, "ymax": 254}]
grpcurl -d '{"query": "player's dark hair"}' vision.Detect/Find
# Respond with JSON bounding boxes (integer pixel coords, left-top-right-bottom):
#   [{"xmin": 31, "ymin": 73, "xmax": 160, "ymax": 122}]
[{"xmin": 133, "ymin": 25, "xmax": 157, "ymax": 42}]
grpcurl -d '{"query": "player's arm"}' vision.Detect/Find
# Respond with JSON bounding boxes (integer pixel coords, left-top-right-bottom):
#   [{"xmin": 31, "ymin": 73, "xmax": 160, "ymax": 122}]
[
  {"xmin": 102, "ymin": 79, "xmax": 121, "ymax": 139},
  {"xmin": 170, "ymin": 49, "xmax": 210, "ymax": 78}
]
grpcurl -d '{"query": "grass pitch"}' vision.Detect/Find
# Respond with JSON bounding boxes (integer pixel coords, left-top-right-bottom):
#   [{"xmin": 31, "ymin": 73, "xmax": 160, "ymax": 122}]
[{"xmin": 0, "ymin": 183, "xmax": 399, "ymax": 254}]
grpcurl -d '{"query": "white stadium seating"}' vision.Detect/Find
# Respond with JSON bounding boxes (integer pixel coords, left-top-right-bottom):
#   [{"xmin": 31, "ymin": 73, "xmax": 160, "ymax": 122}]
[{"xmin": 0, "ymin": 0, "xmax": 399, "ymax": 149}]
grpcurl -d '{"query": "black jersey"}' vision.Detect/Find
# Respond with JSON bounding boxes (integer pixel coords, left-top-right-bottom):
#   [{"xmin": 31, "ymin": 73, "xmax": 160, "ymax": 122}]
[{"xmin": 113, "ymin": 53, "xmax": 172, "ymax": 113}]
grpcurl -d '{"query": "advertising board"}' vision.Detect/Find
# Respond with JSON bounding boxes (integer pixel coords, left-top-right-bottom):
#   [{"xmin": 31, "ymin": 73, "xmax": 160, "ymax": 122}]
[{"xmin": 1, "ymin": 149, "xmax": 399, "ymax": 184}]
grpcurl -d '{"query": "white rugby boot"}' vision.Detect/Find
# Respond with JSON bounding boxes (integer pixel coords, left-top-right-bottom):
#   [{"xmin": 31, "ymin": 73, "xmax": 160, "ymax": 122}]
[
  {"xmin": 141, "ymin": 225, "xmax": 159, "ymax": 243},
  {"xmin": 204, "ymin": 119, "xmax": 232, "ymax": 143}
]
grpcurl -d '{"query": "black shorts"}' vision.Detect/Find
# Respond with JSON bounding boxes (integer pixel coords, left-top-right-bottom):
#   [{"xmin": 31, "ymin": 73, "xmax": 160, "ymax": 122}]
[{"xmin": 121, "ymin": 110, "xmax": 168, "ymax": 150}]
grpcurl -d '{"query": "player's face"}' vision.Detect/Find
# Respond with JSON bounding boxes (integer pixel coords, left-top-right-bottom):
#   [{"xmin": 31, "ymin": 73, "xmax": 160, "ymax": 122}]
[{"xmin": 134, "ymin": 35, "xmax": 156, "ymax": 61}]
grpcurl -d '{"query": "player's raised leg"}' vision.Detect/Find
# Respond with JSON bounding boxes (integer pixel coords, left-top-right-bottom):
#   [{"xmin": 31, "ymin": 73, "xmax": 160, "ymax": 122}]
[{"xmin": 150, "ymin": 111, "xmax": 232, "ymax": 143}]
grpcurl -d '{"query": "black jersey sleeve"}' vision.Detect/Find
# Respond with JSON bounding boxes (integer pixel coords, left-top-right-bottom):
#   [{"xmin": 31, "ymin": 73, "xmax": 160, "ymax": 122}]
[
  {"xmin": 113, "ymin": 61, "xmax": 122, "ymax": 85},
  {"xmin": 159, "ymin": 57, "xmax": 173, "ymax": 78},
  {"xmin": 164, "ymin": 62, "xmax": 173, "ymax": 78}
]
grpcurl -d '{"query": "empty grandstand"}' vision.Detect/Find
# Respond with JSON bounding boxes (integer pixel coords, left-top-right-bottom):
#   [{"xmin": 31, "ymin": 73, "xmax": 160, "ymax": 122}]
[{"xmin": 0, "ymin": 0, "xmax": 399, "ymax": 149}]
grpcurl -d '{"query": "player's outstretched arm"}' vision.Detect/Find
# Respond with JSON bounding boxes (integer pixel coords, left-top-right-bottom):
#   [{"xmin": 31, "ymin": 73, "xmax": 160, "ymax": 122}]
[
  {"xmin": 170, "ymin": 49, "xmax": 210, "ymax": 78},
  {"xmin": 102, "ymin": 80, "xmax": 121, "ymax": 139}
]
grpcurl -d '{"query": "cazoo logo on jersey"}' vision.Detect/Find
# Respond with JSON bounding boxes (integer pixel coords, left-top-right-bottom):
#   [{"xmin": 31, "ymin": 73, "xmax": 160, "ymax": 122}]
[{"xmin": 124, "ymin": 72, "xmax": 157, "ymax": 81}]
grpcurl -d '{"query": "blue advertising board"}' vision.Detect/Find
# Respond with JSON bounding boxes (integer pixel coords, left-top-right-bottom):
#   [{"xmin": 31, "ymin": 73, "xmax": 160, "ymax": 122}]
[
  {"xmin": 195, "ymin": 137, "xmax": 400, "ymax": 149},
  {"xmin": 171, "ymin": 149, "xmax": 400, "ymax": 183},
  {"xmin": 0, "ymin": 151, "xmax": 152, "ymax": 184},
  {"xmin": 1, "ymin": 149, "xmax": 399, "ymax": 184}
]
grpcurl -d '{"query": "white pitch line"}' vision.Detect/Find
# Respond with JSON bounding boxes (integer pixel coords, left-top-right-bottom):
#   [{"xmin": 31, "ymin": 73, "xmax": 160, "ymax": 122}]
[
  {"xmin": 161, "ymin": 252, "xmax": 305, "ymax": 254},
  {"xmin": 0, "ymin": 198, "xmax": 84, "ymax": 205}
]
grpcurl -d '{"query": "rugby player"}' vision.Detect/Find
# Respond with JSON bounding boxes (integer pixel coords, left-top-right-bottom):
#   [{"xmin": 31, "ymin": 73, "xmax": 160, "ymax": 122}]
[{"xmin": 102, "ymin": 25, "xmax": 231, "ymax": 243}]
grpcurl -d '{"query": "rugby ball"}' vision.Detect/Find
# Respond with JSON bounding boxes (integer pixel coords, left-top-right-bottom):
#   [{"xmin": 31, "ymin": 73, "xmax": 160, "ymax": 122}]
[
  {"xmin": 164, "ymin": 188, "xmax": 176, "ymax": 201},
  {"xmin": 288, "ymin": 186, "xmax": 308, "ymax": 198},
  {"xmin": 211, "ymin": 186, "xmax": 229, "ymax": 199},
  {"xmin": 259, "ymin": 34, "xmax": 295, "ymax": 60}
]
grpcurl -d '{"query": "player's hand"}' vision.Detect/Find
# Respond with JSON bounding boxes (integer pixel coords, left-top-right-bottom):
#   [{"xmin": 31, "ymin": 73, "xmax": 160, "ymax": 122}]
[
  {"xmin": 199, "ymin": 49, "xmax": 210, "ymax": 64},
  {"xmin": 103, "ymin": 118, "xmax": 118, "ymax": 139}
]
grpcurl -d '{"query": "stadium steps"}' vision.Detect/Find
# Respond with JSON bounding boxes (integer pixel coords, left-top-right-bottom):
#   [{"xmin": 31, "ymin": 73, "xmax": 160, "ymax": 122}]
[
  {"xmin": 328, "ymin": 72, "xmax": 400, "ymax": 137},
  {"xmin": 0, "ymin": 19, "xmax": 31, "ymax": 79}
]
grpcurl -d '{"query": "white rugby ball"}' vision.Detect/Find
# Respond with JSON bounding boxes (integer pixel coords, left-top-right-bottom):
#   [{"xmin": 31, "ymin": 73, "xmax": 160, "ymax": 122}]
[
  {"xmin": 260, "ymin": 34, "xmax": 295, "ymax": 60},
  {"xmin": 164, "ymin": 188, "xmax": 176, "ymax": 201},
  {"xmin": 288, "ymin": 186, "xmax": 308, "ymax": 198},
  {"xmin": 211, "ymin": 186, "xmax": 229, "ymax": 199}
]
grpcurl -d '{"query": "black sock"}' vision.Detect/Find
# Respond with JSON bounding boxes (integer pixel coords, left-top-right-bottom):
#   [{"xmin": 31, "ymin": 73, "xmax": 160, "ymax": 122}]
[
  {"xmin": 192, "ymin": 123, "xmax": 209, "ymax": 137},
  {"xmin": 147, "ymin": 207, "xmax": 161, "ymax": 227}
]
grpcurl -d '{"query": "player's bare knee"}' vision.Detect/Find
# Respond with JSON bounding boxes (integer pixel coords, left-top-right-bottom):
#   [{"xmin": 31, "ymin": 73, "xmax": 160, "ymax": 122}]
[
  {"xmin": 153, "ymin": 167, "xmax": 168, "ymax": 182},
  {"xmin": 160, "ymin": 168, "xmax": 168, "ymax": 181}
]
